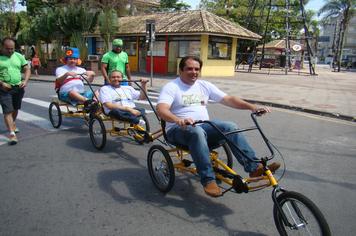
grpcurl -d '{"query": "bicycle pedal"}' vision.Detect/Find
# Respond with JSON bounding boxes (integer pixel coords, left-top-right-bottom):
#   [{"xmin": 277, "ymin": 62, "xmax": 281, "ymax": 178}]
[{"xmin": 133, "ymin": 124, "xmax": 145, "ymax": 131}]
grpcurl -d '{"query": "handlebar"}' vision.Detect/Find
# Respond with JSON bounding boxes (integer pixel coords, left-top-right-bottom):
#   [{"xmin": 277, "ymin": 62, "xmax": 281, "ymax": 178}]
[{"xmin": 189, "ymin": 113, "xmax": 275, "ymax": 162}]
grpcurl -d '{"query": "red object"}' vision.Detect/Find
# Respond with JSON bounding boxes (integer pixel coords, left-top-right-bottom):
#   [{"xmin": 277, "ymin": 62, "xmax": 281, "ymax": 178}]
[{"xmin": 146, "ymin": 56, "xmax": 168, "ymax": 74}]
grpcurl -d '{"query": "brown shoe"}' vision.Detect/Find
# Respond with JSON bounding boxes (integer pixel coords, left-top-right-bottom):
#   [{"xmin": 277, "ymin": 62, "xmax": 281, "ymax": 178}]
[
  {"xmin": 203, "ymin": 181, "xmax": 222, "ymax": 197},
  {"xmin": 249, "ymin": 162, "xmax": 281, "ymax": 178}
]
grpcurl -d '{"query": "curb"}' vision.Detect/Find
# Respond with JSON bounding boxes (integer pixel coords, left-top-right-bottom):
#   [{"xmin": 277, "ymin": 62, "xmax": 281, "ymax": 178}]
[
  {"xmin": 30, "ymin": 78, "xmax": 356, "ymax": 123},
  {"xmin": 245, "ymin": 99, "xmax": 356, "ymax": 123}
]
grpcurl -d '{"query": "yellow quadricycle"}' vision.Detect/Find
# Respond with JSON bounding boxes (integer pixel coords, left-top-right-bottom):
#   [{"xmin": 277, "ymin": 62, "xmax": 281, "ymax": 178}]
[{"xmin": 147, "ymin": 112, "xmax": 331, "ymax": 236}]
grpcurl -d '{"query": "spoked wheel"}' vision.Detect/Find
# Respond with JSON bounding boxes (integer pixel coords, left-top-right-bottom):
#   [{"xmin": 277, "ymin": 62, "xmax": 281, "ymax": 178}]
[
  {"xmin": 273, "ymin": 191, "xmax": 331, "ymax": 236},
  {"xmin": 89, "ymin": 116, "xmax": 107, "ymax": 150},
  {"xmin": 147, "ymin": 145, "xmax": 175, "ymax": 193},
  {"xmin": 49, "ymin": 102, "xmax": 62, "ymax": 128},
  {"xmin": 213, "ymin": 142, "xmax": 233, "ymax": 168},
  {"xmin": 132, "ymin": 114, "xmax": 150, "ymax": 144}
]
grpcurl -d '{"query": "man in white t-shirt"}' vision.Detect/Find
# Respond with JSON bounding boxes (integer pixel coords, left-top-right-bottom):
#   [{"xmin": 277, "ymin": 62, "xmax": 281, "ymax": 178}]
[
  {"xmin": 157, "ymin": 56, "xmax": 280, "ymax": 198},
  {"xmin": 55, "ymin": 47, "xmax": 96, "ymax": 106},
  {"xmin": 99, "ymin": 70, "xmax": 148, "ymax": 125}
]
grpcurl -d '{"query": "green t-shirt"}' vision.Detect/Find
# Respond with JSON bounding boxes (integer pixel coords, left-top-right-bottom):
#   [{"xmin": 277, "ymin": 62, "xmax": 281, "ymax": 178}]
[
  {"xmin": 101, "ymin": 51, "xmax": 129, "ymax": 80},
  {"xmin": 0, "ymin": 52, "xmax": 27, "ymax": 86}
]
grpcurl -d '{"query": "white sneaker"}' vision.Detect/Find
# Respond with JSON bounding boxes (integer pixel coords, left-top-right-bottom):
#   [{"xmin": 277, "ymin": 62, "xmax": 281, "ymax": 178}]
[{"xmin": 138, "ymin": 119, "xmax": 146, "ymax": 127}]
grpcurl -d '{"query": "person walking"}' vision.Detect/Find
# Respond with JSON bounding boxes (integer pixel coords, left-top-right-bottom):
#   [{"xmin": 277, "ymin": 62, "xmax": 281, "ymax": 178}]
[
  {"xmin": 0, "ymin": 37, "xmax": 31, "ymax": 145},
  {"xmin": 101, "ymin": 38, "xmax": 132, "ymax": 86},
  {"xmin": 31, "ymin": 54, "xmax": 41, "ymax": 77}
]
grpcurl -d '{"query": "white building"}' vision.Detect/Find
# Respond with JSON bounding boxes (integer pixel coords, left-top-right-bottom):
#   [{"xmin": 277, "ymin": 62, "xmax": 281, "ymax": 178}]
[{"xmin": 318, "ymin": 15, "xmax": 356, "ymax": 67}]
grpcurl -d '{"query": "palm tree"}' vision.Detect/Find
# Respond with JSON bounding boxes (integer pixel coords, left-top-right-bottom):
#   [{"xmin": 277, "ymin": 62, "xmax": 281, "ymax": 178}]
[{"xmin": 318, "ymin": 0, "xmax": 356, "ymax": 72}]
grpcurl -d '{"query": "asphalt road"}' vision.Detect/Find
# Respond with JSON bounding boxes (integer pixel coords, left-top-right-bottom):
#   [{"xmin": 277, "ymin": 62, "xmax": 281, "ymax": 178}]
[{"xmin": 0, "ymin": 81, "xmax": 355, "ymax": 235}]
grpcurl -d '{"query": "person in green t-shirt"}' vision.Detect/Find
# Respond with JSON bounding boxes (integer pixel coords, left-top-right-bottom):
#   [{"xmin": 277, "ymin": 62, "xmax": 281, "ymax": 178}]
[
  {"xmin": 101, "ymin": 38, "xmax": 132, "ymax": 86},
  {"xmin": 0, "ymin": 37, "xmax": 31, "ymax": 145}
]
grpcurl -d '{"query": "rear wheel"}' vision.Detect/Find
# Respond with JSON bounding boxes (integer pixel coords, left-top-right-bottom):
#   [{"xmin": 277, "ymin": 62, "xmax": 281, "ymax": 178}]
[
  {"xmin": 49, "ymin": 102, "xmax": 62, "ymax": 128},
  {"xmin": 273, "ymin": 191, "xmax": 331, "ymax": 236},
  {"xmin": 89, "ymin": 116, "xmax": 107, "ymax": 150},
  {"xmin": 147, "ymin": 145, "xmax": 175, "ymax": 193}
]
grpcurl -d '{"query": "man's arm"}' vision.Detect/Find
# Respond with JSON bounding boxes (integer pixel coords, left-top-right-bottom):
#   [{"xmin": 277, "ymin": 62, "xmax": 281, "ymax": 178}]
[
  {"xmin": 101, "ymin": 63, "xmax": 110, "ymax": 84},
  {"xmin": 157, "ymin": 103, "xmax": 194, "ymax": 127},
  {"xmin": 104, "ymin": 101, "xmax": 140, "ymax": 116},
  {"xmin": 221, "ymin": 95, "xmax": 270, "ymax": 113},
  {"xmin": 138, "ymin": 79, "xmax": 148, "ymax": 100},
  {"xmin": 20, "ymin": 65, "xmax": 31, "ymax": 88},
  {"xmin": 125, "ymin": 63, "xmax": 132, "ymax": 85}
]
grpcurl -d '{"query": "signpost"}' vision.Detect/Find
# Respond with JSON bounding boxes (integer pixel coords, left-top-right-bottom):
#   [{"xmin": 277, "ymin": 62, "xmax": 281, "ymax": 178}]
[{"xmin": 146, "ymin": 19, "xmax": 155, "ymax": 87}]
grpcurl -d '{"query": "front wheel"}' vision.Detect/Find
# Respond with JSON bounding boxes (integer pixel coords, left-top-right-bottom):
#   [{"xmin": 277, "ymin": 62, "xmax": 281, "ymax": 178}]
[
  {"xmin": 147, "ymin": 145, "xmax": 175, "ymax": 193},
  {"xmin": 273, "ymin": 191, "xmax": 331, "ymax": 236},
  {"xmin": 49, "ymin": 102, "xmax": 62, "ymax": 128},
  {"xmin": 89, "ymin": 116, "xmax": 107, "ymax": 150},
  {"xmin": 214, "ymin": 142, "xmax": 233, "ymax": 168}
]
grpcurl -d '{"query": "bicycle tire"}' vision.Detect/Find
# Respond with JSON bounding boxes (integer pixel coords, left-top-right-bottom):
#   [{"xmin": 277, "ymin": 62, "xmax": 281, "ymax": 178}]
[
  {"xmin": 49, "ymin": 102, "xmax": 62, "ymax": 128},
  {"xmin": 89, "ymin": 116, "xmax": 107, "ymax": 150},
  {"xmin": 273, "ymin": 191, "xmax": 331, "ymax": 236},
  {"xmin": 216, "ymin": 142, "xmax": 233, "ymax": 168},
  {"xmin": 147, "ymin": 145, "xmax": 175, "ymax": 193}
]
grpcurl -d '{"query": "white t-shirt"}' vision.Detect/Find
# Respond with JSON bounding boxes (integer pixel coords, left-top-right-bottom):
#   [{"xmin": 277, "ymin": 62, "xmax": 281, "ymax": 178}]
[
  {"xmin": 158, "ymin": 77, "xmax": 226, "ymax": 130},
  {"xmin": 55, "ymin": 65, "xmax": 86, "ymax": 93},
  {"xmin": 99, "ymin": 85, "xmax": 140, "ymax": 114}
]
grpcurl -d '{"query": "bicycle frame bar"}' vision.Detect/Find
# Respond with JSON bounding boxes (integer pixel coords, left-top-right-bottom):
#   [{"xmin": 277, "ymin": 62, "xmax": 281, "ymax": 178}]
[
  {"xmin": 133, "ymin": 81, "xmax": 161, "ymax": 122},
  {"xmin": 194, "ymin": 112, "xmax": 275, "ymax": 163},
  {"xmin": 78, "ymin": 73, "xmax": 100, "ymax": 102}
]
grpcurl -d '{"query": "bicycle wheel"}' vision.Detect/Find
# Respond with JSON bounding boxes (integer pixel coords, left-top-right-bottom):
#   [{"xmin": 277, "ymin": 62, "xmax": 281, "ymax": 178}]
[
  {"xmin": 89, "ymin": 116, "xmax": 107, "ymax": 150},
  {"xmin": 147, "ymin": 145, "xmax": 175, "ymax": 193},
  {"xmin": 273, "ymin": 191, "xmax": 331, "ymax": 236},
  {"xmin": 49, "ymin": 102, "xmax": 62, "ymax": 128},
  {"xmin": 213, "ymin": 142, "xmax": 233, "ymax": 168},
  {"xmin": 132, "ymin": 114, "xmax": 150, "ymax": 144}
]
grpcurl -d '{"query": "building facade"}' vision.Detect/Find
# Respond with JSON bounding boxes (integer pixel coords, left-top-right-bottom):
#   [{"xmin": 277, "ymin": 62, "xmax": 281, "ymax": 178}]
[
  {"xmin": 318, "ymin": 15, "xmax": 356, "ymax": 67},
  {"xmin": 86, "ymin": 10, "xmax": 261, "ymax": 76}
]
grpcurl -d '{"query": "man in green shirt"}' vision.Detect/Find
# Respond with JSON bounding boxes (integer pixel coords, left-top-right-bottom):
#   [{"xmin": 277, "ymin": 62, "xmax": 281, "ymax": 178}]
[
  {"xmin": 0, "ymin": 37, "xmax": 31, "ymax": 145},
  {"xmin": 101, "ymin": 38, "xmax": 132, "ymax": 86}
]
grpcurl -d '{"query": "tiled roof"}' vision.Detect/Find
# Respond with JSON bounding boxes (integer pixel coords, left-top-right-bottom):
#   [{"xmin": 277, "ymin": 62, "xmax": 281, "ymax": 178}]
[
  {"xmin": 117, "ymin": 10, "xmax": 261, "ymax": 40},
  {"xmin": 258, "ymin": 39, "xmax": 304, "ymax": 50}
]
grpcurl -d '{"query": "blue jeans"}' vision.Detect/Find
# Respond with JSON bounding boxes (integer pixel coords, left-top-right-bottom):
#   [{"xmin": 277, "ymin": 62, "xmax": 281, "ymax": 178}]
[
  {"xmin": 166, "ymin": 119, "xmax": 259, "ymax": 186},
  {"xmin": 108, "ymin": 107, "xmax": 145, "ymax": 124}
]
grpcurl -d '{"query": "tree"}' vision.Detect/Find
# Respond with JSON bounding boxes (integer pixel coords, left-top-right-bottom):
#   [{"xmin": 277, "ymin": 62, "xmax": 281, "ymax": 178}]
[
  {"xmin": 57, "ymin": 4, "xmax": 99, "ymax": 63},
  {"xmin": 159, "ymin": 0, "xmax": 191, "ymax": 11},
  {"xmin": 318, "ymin": 0, "xmax": 356, "ymax": 72},
  {"xmin": 98, "ymin": 8, "xmax": 119, "ymax": 52}
]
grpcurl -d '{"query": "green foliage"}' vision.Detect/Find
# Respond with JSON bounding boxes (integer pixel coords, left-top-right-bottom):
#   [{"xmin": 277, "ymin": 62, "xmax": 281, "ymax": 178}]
[
  {"xmin": 57, "ymin": 5, "xmax": 99, "ymax": 38},
  {"xmin": 200, "ymin": 0, "xmax": 316, "ymax": 52},
  {"xmin": 98, "ymin": 8, "xmax": 119, "ymax": 52},
  {"xmin": 57, "ymin": 4, "xmax": 99, "ymax": 63},
  {"xmin": 159, "ymin": 0, "xmax": 191, "ymax": 11}
]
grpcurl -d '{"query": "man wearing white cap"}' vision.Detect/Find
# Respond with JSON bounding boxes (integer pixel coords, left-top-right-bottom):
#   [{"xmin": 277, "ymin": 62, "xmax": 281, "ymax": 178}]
[{"xmin": 101, "ymin": 38, "xmax": 132, "ymax": 86}]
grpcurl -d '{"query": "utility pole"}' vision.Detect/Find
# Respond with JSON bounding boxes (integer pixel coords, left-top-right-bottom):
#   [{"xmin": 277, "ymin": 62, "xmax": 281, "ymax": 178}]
[
  {"xmin": 285, "ymin": 0, "xmax": 291, "ymax": 75},
  {"xmin": 146, "ymin": 19, "xmax": 156, "ymax": 87}
]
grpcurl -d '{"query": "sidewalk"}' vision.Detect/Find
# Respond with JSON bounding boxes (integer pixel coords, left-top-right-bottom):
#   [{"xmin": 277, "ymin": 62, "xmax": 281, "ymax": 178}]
[{"xmin": 31, "ymin": 64, "xmax": 356, "ymax": 122}]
